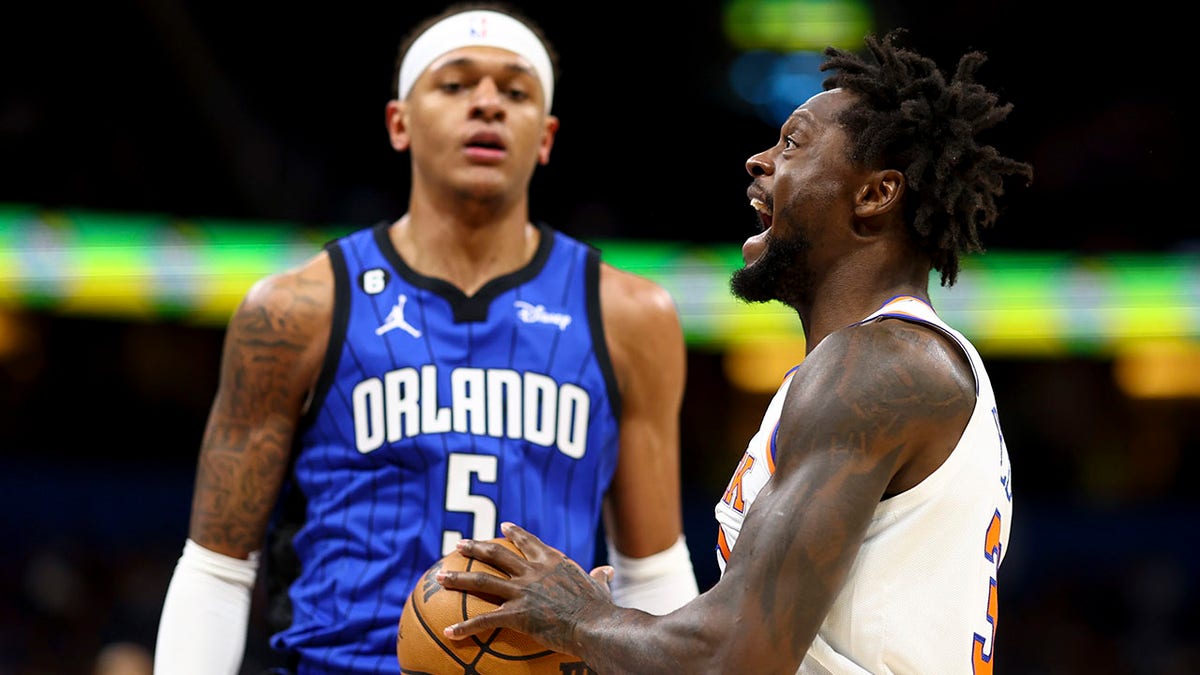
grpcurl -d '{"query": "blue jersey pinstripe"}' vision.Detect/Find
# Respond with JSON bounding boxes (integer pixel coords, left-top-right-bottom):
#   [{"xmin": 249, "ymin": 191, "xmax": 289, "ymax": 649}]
[{"xmin": 266, "ymin": 222, "xmax": 621, "ymax": 673}]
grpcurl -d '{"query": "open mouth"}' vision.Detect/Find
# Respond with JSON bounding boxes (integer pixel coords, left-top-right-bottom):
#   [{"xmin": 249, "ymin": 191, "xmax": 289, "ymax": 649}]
[
  {"xmin": 466, "ymin": 130, "xmax": 506, "ymax": 152},
  {"xmin": 751, "ymin": 197, "xmax": 773, "ymax": 231}
]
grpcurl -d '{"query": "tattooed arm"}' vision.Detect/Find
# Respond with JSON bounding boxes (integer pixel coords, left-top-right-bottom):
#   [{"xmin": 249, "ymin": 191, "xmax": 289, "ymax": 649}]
[
  {"xmin": 154, "ymin": 253, "xmax": 333, "ymax": 675},
  {"xmin": 440, "ymin": 320, "xmax": 974, "ymax": 673},
  {"xmin": 187, "ymin": 252, "xmax": 334, "ymax": 557}
]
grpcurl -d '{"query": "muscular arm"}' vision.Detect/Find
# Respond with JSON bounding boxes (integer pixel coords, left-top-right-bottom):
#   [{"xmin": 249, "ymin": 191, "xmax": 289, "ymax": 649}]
[
  {"xmin": 597, "ymin": 264, "xmax": 687, "ymax": 558},
  {"xmin": 155, "ymin": 252, "xmax": 334, "ymax": 674},
  {"xmin": 189, "ymin": 251, "xmax": 333, "ymax": 557},
  {"xmin": 442, "ymin": 320, "xmax": 974, "ymax": 672}
]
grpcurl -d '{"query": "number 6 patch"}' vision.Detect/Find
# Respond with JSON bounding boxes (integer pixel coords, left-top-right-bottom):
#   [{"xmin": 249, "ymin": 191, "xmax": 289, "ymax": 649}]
[{"xmin": 360, "ymin": 268, "xmax": 390, "ymax": 295}]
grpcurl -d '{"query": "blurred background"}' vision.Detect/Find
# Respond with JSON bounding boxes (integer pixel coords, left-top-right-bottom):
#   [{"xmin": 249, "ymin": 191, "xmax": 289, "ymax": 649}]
[{"xmin": 1, "ymin": 0, "xmax": 1196, "ymax": 673}]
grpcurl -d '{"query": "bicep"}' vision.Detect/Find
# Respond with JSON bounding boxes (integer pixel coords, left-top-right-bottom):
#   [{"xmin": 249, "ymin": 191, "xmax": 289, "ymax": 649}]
[
  {"xmin": 188, "ymin": 258, "xmax": 333, "ymax": 557},
  {"xmin": 696, "ymin": 334, "xmax": 909, "ymax": 668},
  {"xmin": 599, "ymin": 268, "xmax": 687, "ymax": 557},
  {"xmin": 705, "ymin": 445, "xmax": 890, "ymax": 667}
]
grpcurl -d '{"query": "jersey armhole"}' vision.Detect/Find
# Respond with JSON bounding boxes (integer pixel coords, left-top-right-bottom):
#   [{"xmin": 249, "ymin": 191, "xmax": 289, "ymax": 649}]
[
  {"xmin": 876, "ymin": 313, "xmax": 980, "ymax": 397},
  {"xmin": 297, "ymin": 240, "xmax": 351, "ymax": 430}
]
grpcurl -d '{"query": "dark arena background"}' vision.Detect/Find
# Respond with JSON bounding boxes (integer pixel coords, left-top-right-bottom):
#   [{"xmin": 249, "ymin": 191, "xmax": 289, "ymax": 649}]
[{"xmin": 2, "ymin": 1, "xmax": 1196, "ymax": 673}]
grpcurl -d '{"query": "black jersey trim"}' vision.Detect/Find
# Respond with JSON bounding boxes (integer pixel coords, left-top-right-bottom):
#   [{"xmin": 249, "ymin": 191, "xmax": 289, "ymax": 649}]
[
  {"xmin": 298, "ymin": 239, "xmax": 351, "ymax": 430},
  {"xmin": 586, "ymin": 246, "xmax": 622, "ymax": 421},
  {"xmin": 372, "ymin": 220, "xmax": 556, "ymax": 323}
]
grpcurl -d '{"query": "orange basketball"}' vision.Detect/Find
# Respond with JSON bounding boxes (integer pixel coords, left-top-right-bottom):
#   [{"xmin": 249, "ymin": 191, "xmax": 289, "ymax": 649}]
[{"xmin": 397, "ymin": 537, "xmax": 596, "ymax": 675}]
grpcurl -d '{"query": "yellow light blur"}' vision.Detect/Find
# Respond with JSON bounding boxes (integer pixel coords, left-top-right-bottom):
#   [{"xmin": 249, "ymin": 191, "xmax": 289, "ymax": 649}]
[
  {"xmin": 0, "ymin": 309, "xmax": 24, "ymax": 358},
  {"xmin": 723, "ymin": 338, "xmax": 808, "ymax": 393},
  {"xmin": 1113, "ymin": 341, "xmax": 1200, "ymax": 399}
]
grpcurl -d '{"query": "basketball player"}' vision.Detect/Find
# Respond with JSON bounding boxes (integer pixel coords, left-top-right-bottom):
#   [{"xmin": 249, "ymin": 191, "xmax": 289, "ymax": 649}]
[
  {"xmin": 438, "ymin": 29, "xmax": 1033, "ymax": 674},
  {"xmin": 152, "ymin": 3, "xmax": 698, "ymax": 673}
]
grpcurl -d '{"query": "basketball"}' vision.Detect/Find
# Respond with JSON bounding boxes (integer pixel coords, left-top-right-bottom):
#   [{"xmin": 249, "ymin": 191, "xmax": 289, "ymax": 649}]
[{"xmin": 397, "ymin": 537, "xmax": 596, "ymax": 675}]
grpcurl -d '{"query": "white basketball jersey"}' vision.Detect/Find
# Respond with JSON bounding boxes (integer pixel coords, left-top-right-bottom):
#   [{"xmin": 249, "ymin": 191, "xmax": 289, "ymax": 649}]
[{"xmin": 713, "ymin": 296, "xmax": 1014, "ymax": 675}]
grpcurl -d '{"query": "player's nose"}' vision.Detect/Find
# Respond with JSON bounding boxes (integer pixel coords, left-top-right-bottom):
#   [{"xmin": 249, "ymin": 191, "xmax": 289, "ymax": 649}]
[
  {"xmin": 746, "ymin": 148, "xmax": 774, "ymax": 177},
  {"xmin": 470, "ymin": 77, "xmax": 506, "ymax": 121}
]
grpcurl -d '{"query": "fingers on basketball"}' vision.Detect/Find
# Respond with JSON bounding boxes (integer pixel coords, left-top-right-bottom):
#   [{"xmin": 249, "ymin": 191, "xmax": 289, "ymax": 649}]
[{"xmin": 397, "ymin": 537, "xmax": 596, "ymax": 675}]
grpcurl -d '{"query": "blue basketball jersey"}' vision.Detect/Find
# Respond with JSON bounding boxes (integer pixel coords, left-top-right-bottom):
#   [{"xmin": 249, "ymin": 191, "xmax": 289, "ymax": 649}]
[{"xmin": 266, "ymin": 221, "xmax": 622, "ymax": 674}]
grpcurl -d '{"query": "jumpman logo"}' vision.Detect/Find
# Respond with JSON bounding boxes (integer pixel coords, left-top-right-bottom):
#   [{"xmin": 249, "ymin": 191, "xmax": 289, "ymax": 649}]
[{"xmin": 375, "ymin": 294, "xmax": 422, "ymax": 338}]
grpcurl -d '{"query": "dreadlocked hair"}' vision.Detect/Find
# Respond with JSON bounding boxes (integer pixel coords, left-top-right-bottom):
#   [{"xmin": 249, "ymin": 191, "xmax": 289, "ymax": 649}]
[{"xmin": 821, "ymin": 29, "xmax": 1033, "ymax": 286}]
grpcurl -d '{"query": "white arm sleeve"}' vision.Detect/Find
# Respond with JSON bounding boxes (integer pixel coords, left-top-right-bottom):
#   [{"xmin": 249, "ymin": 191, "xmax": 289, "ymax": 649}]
[
  {"xmin": 153, "ymin": 539, "xmax": 260, "ymax": 675},
  {"xmin": 606, "ymin": 535, "xmax": 699, "ymax": 615}
]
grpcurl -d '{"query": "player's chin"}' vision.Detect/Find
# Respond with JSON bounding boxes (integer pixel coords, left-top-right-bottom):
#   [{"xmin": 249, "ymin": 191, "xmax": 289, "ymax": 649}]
[
  {"xmin": 455, "ymin": 172, "xmax": 513, "ymax": 199},
  {"xmin": 741, "ymin": 229, "xmax": 770, "ymax": 266}
]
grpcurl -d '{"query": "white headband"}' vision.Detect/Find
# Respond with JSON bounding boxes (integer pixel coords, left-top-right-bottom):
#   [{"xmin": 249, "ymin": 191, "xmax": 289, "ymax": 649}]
[{"xmin": 397, "ymin": 10, "xmax": 555, "ymax": 113}]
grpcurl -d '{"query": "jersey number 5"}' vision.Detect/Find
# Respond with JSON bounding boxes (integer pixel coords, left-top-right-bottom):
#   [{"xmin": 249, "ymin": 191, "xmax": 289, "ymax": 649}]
[{"xmin": 442, "ymin": 453, "xmax": 498, "ymax": 555}]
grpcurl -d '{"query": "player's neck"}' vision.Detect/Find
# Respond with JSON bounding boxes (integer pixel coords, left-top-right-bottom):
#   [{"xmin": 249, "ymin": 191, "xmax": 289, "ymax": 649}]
[
  {"xmin": 799, "ymin": 275, "xmax": 930, "ymax": 353},
  {"xmin": 789, "ymin": 239, "xmax": 931, "ymax": 351},
  {"xmin": 389, "ymin": 206, "xmax": 540, "ymax": 297}
]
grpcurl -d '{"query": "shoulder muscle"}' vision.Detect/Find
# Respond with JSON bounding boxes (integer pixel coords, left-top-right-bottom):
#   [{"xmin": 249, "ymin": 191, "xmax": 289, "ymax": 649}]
[
  {"xmin": 779, "ymin": 319, "xmax": 974, "ymax": 492},
  {"xmin": 226, "ymin": 252, "xmax": 334, "ymax": 399},
  {"xmin": 598, "ymin": 264, "xmax": 684, "ymax": 385}
]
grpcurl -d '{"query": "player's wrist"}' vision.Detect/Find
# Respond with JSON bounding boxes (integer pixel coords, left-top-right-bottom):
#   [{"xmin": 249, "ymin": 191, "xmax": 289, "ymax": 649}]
[{"xmin": 606, "ymin": 535, "xmax": 699, "ymax": 615}]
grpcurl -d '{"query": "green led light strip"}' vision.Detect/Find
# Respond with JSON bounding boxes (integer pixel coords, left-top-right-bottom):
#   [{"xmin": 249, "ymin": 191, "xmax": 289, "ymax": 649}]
[{"xmin": 1, "ymin": 205, "xmax": 1197, "ymax": 355}]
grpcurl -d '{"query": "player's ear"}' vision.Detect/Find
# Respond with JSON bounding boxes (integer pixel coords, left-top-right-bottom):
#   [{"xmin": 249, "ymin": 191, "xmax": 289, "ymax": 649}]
[
  {"xmin": 385, "ymin": 100, "xmax": 412, "ymax": 152},
  {"xmin": 854, "ymin": 169, "xmax": 904, "ymax": 218},
  {"xmin": 537, "ymin": 115, "xmax": 559, "ymax": 165}
]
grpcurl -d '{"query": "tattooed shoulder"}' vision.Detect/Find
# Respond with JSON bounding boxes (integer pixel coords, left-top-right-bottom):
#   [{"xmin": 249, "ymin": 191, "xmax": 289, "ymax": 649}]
[{"xmin": 232, "ymin": 253, "xmax": 334, "ymax": 345}]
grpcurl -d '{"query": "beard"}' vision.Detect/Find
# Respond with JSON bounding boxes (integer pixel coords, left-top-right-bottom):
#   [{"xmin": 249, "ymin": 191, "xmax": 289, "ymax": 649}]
[{"xmin": 730, "ymin": 228, "xmax": 812, "ymax": 308}]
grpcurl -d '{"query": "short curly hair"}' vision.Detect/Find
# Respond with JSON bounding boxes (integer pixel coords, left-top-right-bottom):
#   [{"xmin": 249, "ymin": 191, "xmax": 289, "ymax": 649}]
[{"xmin": 822, "ymin": 29, "xmax": 1034, "ymax": 286}]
